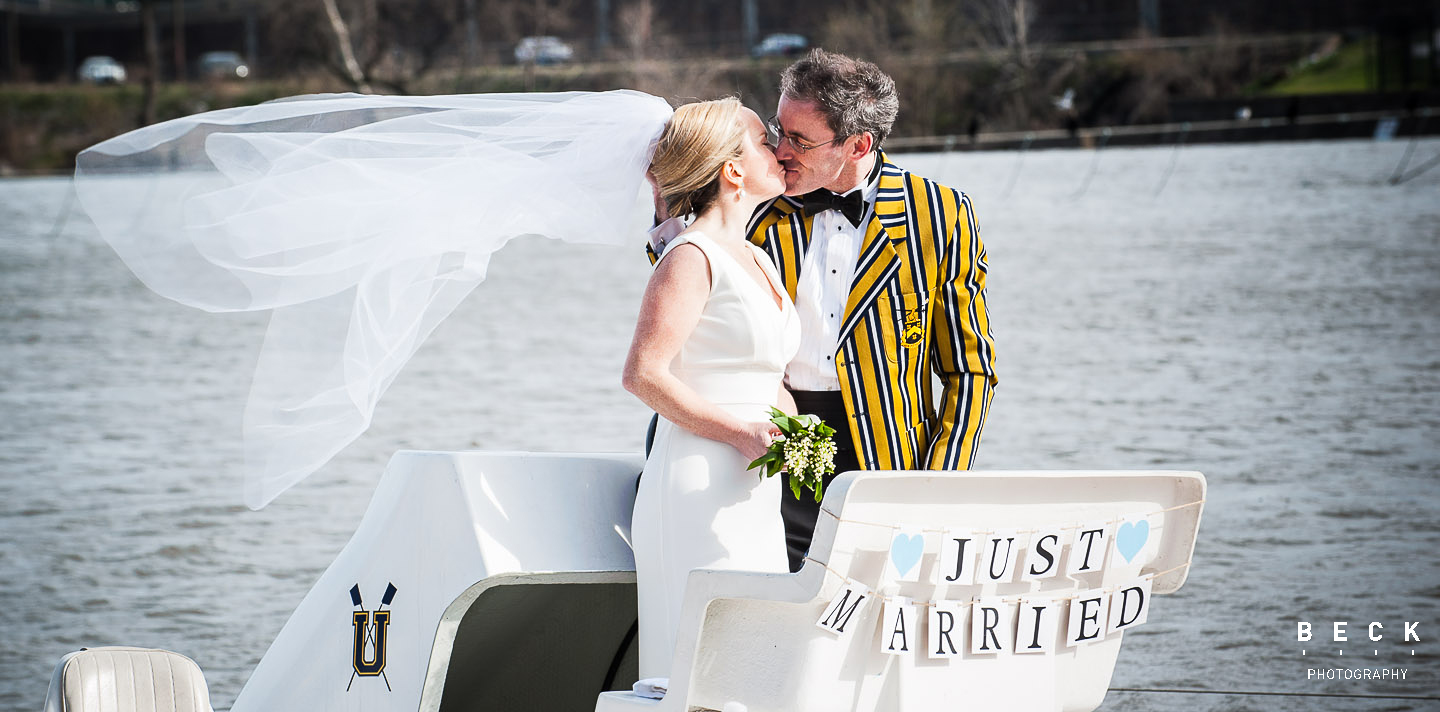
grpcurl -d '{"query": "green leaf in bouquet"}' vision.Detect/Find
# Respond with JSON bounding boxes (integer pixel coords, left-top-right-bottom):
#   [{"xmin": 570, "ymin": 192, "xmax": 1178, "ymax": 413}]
[
  {"xmin": 774, "ymin": 415, "xmax": 801, "ymax": 435},
  {"xmin": 790, "ymin": 478, "xmax": 803, "ymax": 500},
  {"xmin": 816, "ymin": 422, "xmax": 836, "ymax": 437},
  {"xmin": 765, "ymin": 407, "xmax": 791, "ymax": 430},
  {"xmin": 747, "ymin": 450, "xmax": 779, "ymax": 471}
]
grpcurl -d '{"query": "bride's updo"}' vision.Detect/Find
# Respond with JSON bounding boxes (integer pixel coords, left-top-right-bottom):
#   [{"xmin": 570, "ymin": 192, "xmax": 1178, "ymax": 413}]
[{"xmin": 650, "ymin": 97, "xmax": 745, "ymax": 219}]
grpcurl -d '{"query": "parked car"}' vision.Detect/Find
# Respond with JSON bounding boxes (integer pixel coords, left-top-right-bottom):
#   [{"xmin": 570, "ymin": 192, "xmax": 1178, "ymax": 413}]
[
  {"xmin": 198, "ymin": 51, "xmax": 250, "ymax": 79},
  {"xmin": 77, "ymin": 56, "xmax": 126, "ymax": 84},
  {"xmin": 751, "ymin": 33, "xmax": 808, "ymax": 58},
  {"xmin": 514, "ymin": 36, "xmax": 573, "ymax": 65}
]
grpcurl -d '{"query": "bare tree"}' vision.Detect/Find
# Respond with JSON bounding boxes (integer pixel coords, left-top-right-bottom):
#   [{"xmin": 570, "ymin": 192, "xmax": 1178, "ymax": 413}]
[
  {"xmin": 320, "ymin": 0, "xmax": 372, "ymax": 92},
  {"xmin": 963, "ymin": 0, "xmax": 1036, "ymax": 65},
  {"xmin": 371, "ymin": 0, "xmax": 463, "ymax": 89},
  {"xmin": 961, "ymin": 0, "xmax": 1040, "ymax": 127},
  {"xmin": 818, "ymin": 1, "xmax": 893, "ymax": 61},
  {"xmin": 140, "ymin": 0, "xmax": 160, "ymax": 124},
  {"xmin": 617, "ymin": 0, "xmax": 658, "ymax": 60},
  {"xmin": 896, "ymin": 0, "xmax": 954, "ymax": 55},
  {"xmin": 485, "ymin": 0, "xmax": 578, "ymax": 50},
  {"xmin": 261, "ymin": 0, "xmax": 463, "ymax": 93},
  {"xmin": 172, "ymin": 0, "xmax": 186, "ymax": 80}
]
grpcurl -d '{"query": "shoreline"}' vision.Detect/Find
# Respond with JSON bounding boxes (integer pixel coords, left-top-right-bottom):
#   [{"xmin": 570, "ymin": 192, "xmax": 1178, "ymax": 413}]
[
  {"xmin": 3, "ymin": 115, "xmax": 1435, "ymax": 180},
  {"xmin": 887, "ymin": 107, "xmax": 1438, "ymax": 153}
]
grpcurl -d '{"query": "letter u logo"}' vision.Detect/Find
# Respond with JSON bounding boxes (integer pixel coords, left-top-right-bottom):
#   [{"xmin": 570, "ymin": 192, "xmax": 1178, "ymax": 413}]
[{"xmin": 352, "ymin": 610, "xmax": 391, "ymax": 676}]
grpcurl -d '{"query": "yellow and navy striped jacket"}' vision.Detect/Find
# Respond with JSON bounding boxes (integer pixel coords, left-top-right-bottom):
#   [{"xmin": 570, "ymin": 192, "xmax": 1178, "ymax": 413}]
[{"xmin": 749, "ymin": 153, "xmax": 997, "ymax": 471}]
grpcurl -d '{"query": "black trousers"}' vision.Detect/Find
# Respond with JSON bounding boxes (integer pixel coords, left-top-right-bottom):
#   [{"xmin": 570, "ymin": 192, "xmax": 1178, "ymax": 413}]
[
  {"xmin": 783, "ymin": 390, "xmax": 860, "ymax": 572},
  {"xmin": 642, "ymin": 391, "xmax": 859, "ymax": 573}
]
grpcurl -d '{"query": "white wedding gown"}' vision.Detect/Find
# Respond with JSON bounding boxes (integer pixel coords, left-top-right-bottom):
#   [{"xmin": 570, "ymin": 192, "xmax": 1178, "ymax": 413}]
[{"xmin": 632, "ymin": 230, "xmax": 800, "ymax": 683}]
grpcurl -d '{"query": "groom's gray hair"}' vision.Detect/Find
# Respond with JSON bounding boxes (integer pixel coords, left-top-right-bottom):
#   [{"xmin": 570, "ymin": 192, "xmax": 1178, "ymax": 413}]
[{"xmin": 780, "ymin": 48, "xmax": 899, "ymax": 149}]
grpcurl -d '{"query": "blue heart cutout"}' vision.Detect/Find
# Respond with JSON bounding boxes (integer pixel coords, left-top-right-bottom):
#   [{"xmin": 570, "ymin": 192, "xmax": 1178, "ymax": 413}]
[
  {"xmin": 1116, "ymin": 520, "xmax": 1150, "ymax": 564},
  {"xmin": 890, "ymin": 533, "xmax": 924, "ymax": 577}
]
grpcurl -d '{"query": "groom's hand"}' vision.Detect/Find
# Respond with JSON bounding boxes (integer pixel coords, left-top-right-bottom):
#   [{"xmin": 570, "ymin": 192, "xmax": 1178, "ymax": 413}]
[{"xmin": 647, "ymin": 169, "xmax": 669, "ymax": 225}]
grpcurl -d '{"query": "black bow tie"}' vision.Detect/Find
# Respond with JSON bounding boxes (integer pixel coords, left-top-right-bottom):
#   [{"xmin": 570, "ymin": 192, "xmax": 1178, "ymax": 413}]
[{"xmin": 802, "ymin": 189, "xmax": 867, "ymax": 227}]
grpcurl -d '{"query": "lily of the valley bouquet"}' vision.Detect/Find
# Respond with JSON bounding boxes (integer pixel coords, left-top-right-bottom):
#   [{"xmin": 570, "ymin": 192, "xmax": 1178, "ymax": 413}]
[{"xmin": 747, "ymin": 407, "xmax": 838, "ymax": 502}]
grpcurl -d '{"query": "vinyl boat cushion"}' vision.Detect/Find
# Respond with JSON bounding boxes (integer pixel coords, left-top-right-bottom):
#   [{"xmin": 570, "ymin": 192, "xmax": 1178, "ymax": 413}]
[{"xmin": 43, "ymin": 647, "xmax": 212, "ymax": 712}]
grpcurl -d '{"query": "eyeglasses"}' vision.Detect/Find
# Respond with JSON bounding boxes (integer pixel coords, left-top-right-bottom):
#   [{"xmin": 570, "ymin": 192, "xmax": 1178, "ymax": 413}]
[{"xmin": 767, "ymin": 115, "xmax": 845, "ymax": 153}]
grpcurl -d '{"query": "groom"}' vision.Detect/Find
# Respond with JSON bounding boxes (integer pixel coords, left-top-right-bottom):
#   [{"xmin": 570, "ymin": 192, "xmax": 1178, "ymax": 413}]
[{"xmin": 652, "ymin": 49, "xmax": 997, "ymax": 572}]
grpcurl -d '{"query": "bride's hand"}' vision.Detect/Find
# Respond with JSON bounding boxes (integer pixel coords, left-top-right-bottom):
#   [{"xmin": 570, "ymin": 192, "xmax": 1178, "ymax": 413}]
[{"xmin": 734, "ymin": 421, "xmax": 782, "ymax": 462}]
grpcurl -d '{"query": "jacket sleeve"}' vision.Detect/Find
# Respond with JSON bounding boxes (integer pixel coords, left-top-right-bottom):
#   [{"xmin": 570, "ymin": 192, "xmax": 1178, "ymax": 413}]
[
  {"xmin": 645, "ymin": 217, "xmax": 686, "ymax": 265},
  {"xmin": 925, "ymin": 190, "xmax": 997, "ymax": 470}
]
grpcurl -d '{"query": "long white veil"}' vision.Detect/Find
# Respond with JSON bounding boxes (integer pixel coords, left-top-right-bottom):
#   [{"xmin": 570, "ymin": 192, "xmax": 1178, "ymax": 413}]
[{"xmin": 74, "ymin": 90, "xmax": 673, "ymax": 509}]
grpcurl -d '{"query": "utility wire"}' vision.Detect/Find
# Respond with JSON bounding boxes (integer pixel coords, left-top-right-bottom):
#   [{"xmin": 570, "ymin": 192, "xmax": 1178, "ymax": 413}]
[
  {"xmin": 999, "ymin": 133, "xmax": 1033, "ymax": 201},
  {"xmin": 1068, "ymin": 128, "xmax": 1112, "ymax": 201},
  {"xmin": 1388, "ymin": 109, "xmax": 1429, "ymax": 185},
  {"xmin": 1153, "ymin": 123, "xmax": 1190, "ymax": 197}
]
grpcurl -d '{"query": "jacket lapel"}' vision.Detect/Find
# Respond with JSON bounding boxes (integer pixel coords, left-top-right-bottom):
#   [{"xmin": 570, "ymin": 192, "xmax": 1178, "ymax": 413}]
[
  {"xmin": 839, "ymin": 155, "xmax": 908, "ymax": 344},
  {"xmin": 752, "ymin": 195, "xmax": 811, "ymax": 300}
]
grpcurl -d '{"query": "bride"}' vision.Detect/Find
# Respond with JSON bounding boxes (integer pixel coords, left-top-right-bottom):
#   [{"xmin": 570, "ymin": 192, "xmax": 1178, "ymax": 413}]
[
  {"xmin": 73, "ymin": 90, "xmax": 799, "ymax": 694},
  {"xmin": 622, "ymin": 98, "xmax": 799, "ymax": 693}
]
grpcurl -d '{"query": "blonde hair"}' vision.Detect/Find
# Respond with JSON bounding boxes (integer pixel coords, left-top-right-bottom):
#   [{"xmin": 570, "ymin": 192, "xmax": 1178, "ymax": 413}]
[{"xmin": 650, "ymin": 97, "xmax": 745, "ymax": 219}]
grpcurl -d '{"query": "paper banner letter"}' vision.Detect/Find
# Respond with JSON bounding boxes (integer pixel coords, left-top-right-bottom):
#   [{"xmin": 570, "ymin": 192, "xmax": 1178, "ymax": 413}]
[
  {"xmin": 981, "ymin": 529, "xmax": 1021, "ymax": 583},
  {"xmin": 937, "ymin": 529, "xmax": 977, "ymax": 586},
  {"xmin": 882, "ymin": 597, "xmax": 915, "ymax": 656},
  {"xmin": 885, "ymin": 527, "xmax": 927, "ymax": 583},
  {"xmin": 1014, "ymin": 597, "xmax": 1059, "ymax": 655},
  {"xmin": 1065, "ymin": 523, "xmax": 1112, "ymax": 576},
  {"xmin": 1065, "ymin": 589, "xmax": 1110, "ymax": 647},
  {"xmin": 927, "ymin": 600, "xmax": 966, "ymax": 658},
  {"xmin": 816, "ymin": 584, "xmax": 870, "ymax": 636},
  {"xmin": 1021, "ymin": 527, "xmax": 1065, "ymax": 581},
  {"xmin": 970, "ymin": 597, "xmax": 1012, "ymax": 654},
  {"xmin": 1107, "ymin": 576, "xmax": 1153, "ymax": 634}
]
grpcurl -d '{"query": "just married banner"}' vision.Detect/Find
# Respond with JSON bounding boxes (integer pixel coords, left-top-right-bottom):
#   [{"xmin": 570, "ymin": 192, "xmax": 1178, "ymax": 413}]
[{"xmin": 812, "ymin": 512, "xmax": 1178, "ymax": 656}]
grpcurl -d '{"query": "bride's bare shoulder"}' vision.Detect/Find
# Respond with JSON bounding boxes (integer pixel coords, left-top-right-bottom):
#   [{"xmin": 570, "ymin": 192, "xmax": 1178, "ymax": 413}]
[{"xmin": 651, "ymin": 239, "xmax": 711, "ymax": 289}]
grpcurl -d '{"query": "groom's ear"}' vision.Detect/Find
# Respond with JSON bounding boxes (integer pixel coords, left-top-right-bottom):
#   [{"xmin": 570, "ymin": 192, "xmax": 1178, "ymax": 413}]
[{"xmin": 846, "ymin": 132, "xmax": 875, "ymax": 163}]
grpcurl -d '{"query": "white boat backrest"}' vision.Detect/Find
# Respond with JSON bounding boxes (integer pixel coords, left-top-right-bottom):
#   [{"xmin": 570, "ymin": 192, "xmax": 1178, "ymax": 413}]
[
  {"xmin": 599, "ymin": 469, "xmax": 1206, "ymax": 712},
  {"xmin": 43, "ymin": 646, "xmax": 213, "ymax": 712}
]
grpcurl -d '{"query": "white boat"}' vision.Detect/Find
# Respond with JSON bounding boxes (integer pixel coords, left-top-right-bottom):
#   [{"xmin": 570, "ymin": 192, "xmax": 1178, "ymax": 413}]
[{"xmin": 45, "ymin": 451, "xmax": 1205, "ymax": 712}]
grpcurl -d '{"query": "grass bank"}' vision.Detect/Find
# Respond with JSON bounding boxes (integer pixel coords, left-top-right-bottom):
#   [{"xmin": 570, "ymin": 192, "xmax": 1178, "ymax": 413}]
[{"xmin": 1, "ymin": 36, "xmax": 1330, "ymax": 174}]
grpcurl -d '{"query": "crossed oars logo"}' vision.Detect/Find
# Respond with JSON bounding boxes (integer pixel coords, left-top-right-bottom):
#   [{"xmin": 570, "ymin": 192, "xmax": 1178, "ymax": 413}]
[{"xmin": 348, "ymin": 582, "xmax": 397, "ymax": 692}]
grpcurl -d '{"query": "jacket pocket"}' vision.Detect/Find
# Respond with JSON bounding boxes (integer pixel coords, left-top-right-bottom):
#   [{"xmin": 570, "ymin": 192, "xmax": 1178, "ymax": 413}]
[{"xmin": 884, "ymin": 289, "xmax": 931, "ymax": 363}]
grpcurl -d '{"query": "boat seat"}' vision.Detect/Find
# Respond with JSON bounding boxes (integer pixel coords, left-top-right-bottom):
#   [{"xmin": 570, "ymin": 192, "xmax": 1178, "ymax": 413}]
[
  {"xmin": 228, "ymin": 451, "xmax": 647, "ymax": 712},
  {"xmin": 596, "ymin": 469, "xmax": 1206, "ymax": 712},
  {"xmin": 42, "ymin": 646, "xmax": 213, "ymax": 712}
]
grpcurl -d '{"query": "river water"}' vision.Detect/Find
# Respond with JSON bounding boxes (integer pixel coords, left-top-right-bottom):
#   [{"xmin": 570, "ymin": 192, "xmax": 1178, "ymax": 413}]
[{"xmin": 2, "ymin": 138, "xmax": 1437, "ymax": 711}]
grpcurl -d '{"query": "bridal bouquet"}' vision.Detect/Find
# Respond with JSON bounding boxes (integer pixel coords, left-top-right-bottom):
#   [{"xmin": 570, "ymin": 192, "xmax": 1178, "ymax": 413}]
[{"xmin": 747, "ymin": 407, "xmax": 838, "ymax": 503}]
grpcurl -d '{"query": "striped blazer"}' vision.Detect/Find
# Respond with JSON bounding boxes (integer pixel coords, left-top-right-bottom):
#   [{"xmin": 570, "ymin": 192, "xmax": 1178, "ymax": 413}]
[{"xmin": 748, "ymin": 153, "xmax": 997, "ymax": 471}]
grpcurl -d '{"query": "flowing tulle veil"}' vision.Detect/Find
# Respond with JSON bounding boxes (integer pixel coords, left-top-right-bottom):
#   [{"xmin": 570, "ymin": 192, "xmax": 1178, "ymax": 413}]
[{"xmin": 73, "ymin": 90, "xmax": 674, "ymax": 508}]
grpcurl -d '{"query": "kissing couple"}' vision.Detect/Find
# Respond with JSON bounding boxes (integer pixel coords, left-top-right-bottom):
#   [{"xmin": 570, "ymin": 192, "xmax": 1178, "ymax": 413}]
[
  {"xmin": 75, "ymin": 46, "xmax": 995, "ymax": 701},
  {"xmin": 622, "ymin": 48, "xmax": 996, "ymax": 696}
]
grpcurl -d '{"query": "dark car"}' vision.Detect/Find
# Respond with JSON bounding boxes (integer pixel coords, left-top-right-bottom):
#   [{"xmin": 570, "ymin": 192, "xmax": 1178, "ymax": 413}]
[{"xmin": 198, "ymin": 51, "xmax": 250, "ymax": 80}]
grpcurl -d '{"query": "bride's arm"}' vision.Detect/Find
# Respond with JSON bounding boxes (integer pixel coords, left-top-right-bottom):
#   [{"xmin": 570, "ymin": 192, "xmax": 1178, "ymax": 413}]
[{"xmin": 623, "ymin": 244, "xmax": 779, "ymax": 461}]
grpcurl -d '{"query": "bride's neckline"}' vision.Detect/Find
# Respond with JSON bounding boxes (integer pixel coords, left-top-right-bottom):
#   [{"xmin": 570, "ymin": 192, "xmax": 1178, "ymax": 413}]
[{"xmin": 682, "ymin": 230, "xmax": 785, "ymax": 313}]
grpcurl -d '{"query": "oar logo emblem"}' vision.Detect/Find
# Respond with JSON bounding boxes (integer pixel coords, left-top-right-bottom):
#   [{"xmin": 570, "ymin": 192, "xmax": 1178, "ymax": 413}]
[{"xmin": 348, "ymin": 582, "xmax": 397, "ymax": 691}]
